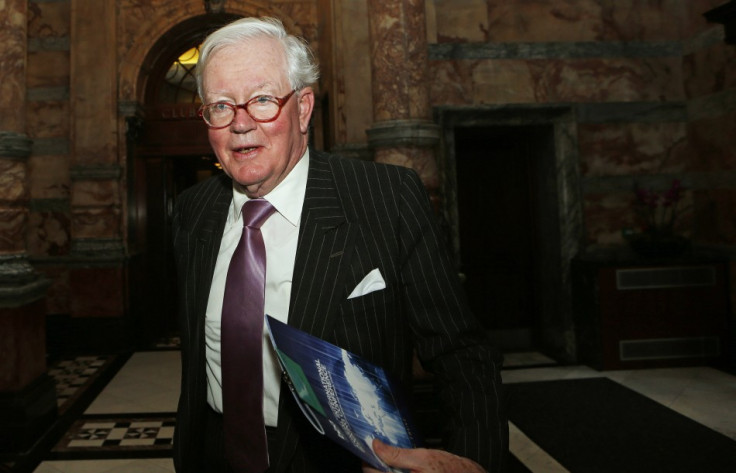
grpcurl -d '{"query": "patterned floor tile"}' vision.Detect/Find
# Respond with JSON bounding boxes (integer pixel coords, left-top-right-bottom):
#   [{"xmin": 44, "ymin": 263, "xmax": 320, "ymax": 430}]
[
  {"xmin": 52, "ymin": 416, "xmax": 175, "ymax": 457},
  {"xmin": 48, "ymin": 355, "xmax": 115, "ymax": 414}
]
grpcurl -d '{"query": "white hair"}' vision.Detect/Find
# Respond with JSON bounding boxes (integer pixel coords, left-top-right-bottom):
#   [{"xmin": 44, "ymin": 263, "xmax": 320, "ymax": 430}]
[{"xmin": 195, "ymin": 17, "xmax": 319, "ymax": 99}]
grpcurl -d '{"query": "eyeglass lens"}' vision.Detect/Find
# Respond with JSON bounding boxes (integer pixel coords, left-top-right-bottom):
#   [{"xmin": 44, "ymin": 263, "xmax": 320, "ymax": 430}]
[{"xmin": 201, "ymin": 91, "xmax": 294, "ymax": 127}]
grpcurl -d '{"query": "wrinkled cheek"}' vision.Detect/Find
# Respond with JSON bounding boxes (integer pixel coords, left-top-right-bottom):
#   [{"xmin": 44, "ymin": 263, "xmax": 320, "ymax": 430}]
[{"xmin": 208, "ymin": 130, "xmax": 226, "ymax": 151}]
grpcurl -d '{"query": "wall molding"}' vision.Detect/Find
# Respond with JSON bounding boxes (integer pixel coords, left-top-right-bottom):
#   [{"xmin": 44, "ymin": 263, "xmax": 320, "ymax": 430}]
[
  {"xmin": 429, "ymin": 40, "xmax": 682, "ymax": 61},
  {"xmin": 366, "ymin": 119, "xmax": 440, "ymax": 149},
  {"xmin": 70, "ymin": 164, "xmax": 122, "ymax": 181},
  {"xmin": 62, "ymin": 238, "xmax": 126, "ymax": 267},
  {"xmin": 0, "ymin": 132, "xmax": 32, "ymax": 160},
  {"xmin": 581, "ymin": 171, "xmax": 736, "ymax": 194}
]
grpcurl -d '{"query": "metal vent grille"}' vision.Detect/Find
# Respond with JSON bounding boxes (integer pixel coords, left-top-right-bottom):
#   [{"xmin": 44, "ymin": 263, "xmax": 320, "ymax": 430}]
[
  {"xmin": 619, "ymin": 337, "xmax": 720, "ymax": 361},
  {"xmin": 616, "ymin": 266, "xmax": 716, "ymax": 290}
]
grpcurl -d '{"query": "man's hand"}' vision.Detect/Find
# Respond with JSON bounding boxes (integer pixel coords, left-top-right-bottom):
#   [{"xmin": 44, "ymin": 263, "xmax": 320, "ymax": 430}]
[{"xmin": 362, "ymin": 439, "xmax": 487, "ymax": 473}]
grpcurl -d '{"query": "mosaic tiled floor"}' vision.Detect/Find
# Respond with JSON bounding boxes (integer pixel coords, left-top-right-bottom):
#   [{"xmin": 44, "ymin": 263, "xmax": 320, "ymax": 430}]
[
  {"xmin": 50, "ymin": 415, "xmax": 175, "ymax": 459},
  {"xmin": 27, "ymin": 350, "xmax": 736, "ymax": 473},
  {"xmin": 38, "ymin": 352, "xmax": 546, "ymax": 461},
  {"xmin": 43, "ymin": 353, "xmax": 177, "ymax": 461},
  {"xmin": 48, "ymin": 355, "xmax": 116, "ymax": 414}
]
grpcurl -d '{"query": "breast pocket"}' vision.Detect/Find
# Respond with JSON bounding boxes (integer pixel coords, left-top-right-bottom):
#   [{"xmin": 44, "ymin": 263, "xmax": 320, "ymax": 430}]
[
  {"xmin": 336, "ymin": 285, "xmax": 404, "ymax": 365},
  {"xmin": 338, "ymin": 284, "xmax": 400, "ymax": 336}
]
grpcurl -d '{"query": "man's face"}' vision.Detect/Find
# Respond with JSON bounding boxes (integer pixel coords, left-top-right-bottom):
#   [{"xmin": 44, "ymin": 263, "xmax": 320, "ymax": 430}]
[{"xmin": 201, "ymin": 36, "xmax": 314, "ymax": 197}]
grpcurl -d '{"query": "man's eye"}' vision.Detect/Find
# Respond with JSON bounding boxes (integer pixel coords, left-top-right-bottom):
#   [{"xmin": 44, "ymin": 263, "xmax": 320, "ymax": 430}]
[
  {"xmin": 211, "ymin": 103, "xmax": 232, "ymax": 112},
  {"xmin": 253, "ymin": 95, "xmax": 275, "ymax": 104}
]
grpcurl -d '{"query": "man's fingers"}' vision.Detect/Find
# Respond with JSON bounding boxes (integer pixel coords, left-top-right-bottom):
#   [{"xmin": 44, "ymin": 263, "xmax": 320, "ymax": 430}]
[
  {"xmin": 372, "ymin": 439, "xmax": 420, "ymax": 469},
  {"xmin": 370, "ymin": 439, "xmax": 488, "ymax": 473},
  {"xmin": 372, "ymin": 438, "xmax": 400, "ymax": 463}
]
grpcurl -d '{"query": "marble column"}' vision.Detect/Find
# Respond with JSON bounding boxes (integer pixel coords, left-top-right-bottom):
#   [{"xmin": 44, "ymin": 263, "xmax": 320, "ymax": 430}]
[
  {"xmin": 0, "ymin": 0, "xmax": 56, "ymax": 454},
  {"xmin": 365, "ymin": 0, "xmax": 440, "ymax": 205},
  {"xmin": 69, "ymin": 0, "xmax": 126, "ymax": 324}
]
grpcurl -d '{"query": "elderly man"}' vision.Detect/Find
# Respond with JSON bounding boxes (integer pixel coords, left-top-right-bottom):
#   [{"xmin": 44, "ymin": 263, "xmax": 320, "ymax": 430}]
[{"xmin": 172, "ymin": 16, "xmax": 507, "ymax": 473}]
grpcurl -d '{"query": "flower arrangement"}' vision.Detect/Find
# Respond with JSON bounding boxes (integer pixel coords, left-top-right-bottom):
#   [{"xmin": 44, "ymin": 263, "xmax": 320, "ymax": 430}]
[
  {"xmin": 625, "ymin": 179, "xmax": 690, "ymax": 257},
  {"xmin": 633, "ymin": 179, "xmax": 685, "ymax": 236}
]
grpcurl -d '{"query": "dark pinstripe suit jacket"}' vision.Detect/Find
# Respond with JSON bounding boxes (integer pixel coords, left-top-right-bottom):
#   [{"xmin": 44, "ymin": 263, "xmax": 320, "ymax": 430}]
[{"xmin": 172, "ymin": 150, "xmax": 507, "ymax": 473}]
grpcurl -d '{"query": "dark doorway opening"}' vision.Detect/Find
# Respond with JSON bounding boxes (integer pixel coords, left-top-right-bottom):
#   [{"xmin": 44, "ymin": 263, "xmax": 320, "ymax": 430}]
[
  {"xmin": 454, "ymin": 125, "xmax": 557, "ymax": 352},
  {"xmin": 130, "ymin": 150, "xmax": 219, "ymax": 348}
]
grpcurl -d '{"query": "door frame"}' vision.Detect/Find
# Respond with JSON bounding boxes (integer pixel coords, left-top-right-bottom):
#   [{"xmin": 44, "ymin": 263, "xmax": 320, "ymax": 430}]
[{"xmin": 435, "ymin": 105, "xmax": 583, "ymax": 361}]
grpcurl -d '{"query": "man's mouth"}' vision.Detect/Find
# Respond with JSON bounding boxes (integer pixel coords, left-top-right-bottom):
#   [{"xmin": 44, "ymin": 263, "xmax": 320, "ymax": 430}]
[{"xmin": 234, "ymin": 146, "xmax": 258, "ymax": 154}]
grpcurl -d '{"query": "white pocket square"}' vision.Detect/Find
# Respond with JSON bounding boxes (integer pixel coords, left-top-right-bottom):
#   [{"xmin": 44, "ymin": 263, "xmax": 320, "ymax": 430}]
[{"xmin": 347, "ymin": 268, "xmax": 386, "ymax": 299}]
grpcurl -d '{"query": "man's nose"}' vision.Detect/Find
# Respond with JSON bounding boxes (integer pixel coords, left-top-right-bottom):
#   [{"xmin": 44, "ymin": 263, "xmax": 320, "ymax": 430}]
[{"xmin": 230, "ymin": 106, "xmax": 256, "ymax": 132}]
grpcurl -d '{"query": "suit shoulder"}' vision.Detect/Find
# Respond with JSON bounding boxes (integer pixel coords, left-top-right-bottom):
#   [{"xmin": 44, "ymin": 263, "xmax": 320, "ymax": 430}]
[
  {"xmin": 173, "ymin": 173, "xmax": 231, "ymax": 230},
  {"xmin": 314, "ymin": 150, "xmax": 416, "ymax": 188},
  {"xmin": 177, "ymin": 173, "xmax": 230, "ymax": 207},
  {"xmin": 310, "ymin": 150, "xmax": 429, "ymax": 222}
]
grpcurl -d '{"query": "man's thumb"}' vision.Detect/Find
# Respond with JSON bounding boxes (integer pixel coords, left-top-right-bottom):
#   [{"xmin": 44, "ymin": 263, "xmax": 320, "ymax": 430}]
[{"xmin": 372, "ymin": 438, "xmax": 405, "ymax": 466}]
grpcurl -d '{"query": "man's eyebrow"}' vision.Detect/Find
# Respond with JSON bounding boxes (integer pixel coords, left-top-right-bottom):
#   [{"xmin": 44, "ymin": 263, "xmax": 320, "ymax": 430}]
[{"xmin": 204, "ymin": 82, "xmax": 281, "ymax": 101}]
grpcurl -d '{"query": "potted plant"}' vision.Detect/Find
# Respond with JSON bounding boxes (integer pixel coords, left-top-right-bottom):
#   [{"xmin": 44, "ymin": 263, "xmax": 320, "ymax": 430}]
[{"xmin": 624, "ymin": 179, "xmax": 691, "ymax": 258}]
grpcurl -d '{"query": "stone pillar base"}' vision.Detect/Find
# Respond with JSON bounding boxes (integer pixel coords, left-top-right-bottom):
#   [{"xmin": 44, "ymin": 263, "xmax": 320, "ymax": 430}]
[
  {"xmin": 0, "ymin": 373, "xmax": 57, "ymax": 453},
  {"xmin": 0, "ymin": 256, "xmax": 55, "ymax": 453}
]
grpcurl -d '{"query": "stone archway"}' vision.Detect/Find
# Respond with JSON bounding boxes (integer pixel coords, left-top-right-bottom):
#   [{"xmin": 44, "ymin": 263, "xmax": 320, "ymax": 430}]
[
  {"xmin": 117, "ymin": 1, "xmax": 305, "ymax": 107},
  {"xmin": 126, "ymin": 14, "xmax": 240, "ymax": 347},
  {"xmin": 126, "ymin": 14, "xmax": 243, "ymax": 346}
]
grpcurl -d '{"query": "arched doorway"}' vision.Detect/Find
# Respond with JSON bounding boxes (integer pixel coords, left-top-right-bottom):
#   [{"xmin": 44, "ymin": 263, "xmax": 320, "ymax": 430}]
[
  {"xmin": 129, "ymin": 14, "xmax": 238, "ymax": 347},
  {"xmin": 126, "ymin": 13, "xmax": 325, "ymax": 348}
]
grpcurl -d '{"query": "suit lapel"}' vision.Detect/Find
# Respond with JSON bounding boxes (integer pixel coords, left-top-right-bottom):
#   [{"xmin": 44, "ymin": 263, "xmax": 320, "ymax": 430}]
[
  {"xmin": 289, "ymin": 151, "xmax": 355, "ymax": 339},
  {"xmin": 193, "ymin": 176, "xmax": 232, "ymax": 327},
  {"xmin": 273, "ymin": 151, "xmax": 355, "ymax": 473}
]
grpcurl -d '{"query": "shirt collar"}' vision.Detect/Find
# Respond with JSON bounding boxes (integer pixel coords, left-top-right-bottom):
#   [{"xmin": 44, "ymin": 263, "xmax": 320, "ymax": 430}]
[{"xmin": 230, "ymin": 148, "xmax": 309, "ymax": 226}]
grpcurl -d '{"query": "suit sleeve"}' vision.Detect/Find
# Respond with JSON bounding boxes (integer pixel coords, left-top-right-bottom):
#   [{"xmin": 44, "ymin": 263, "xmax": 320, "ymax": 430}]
[
  {"xmin": 397, "ymin": 169, "xmax": 508, "ymax": 472},
  {"xmin": 171, "ymin": 188, "xmax": 199, "ymax": 473}
]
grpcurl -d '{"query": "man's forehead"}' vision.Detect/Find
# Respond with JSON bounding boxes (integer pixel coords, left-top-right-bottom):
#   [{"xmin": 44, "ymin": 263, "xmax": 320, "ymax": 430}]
[{"xmin": 204, "ymin": 39, "xmax": 288, "ymax": 85}]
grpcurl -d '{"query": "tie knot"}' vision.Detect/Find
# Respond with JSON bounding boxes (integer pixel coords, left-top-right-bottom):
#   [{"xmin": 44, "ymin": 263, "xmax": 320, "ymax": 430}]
[{"xmin": 242, "ymin": 199, "xmax": 276, "ymax": 229}]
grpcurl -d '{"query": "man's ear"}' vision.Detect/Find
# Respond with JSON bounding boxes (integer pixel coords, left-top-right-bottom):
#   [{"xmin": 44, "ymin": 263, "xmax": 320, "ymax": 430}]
[{"xmin": 297, "ymin": 87, "xmax": 315, "ymax": 133}]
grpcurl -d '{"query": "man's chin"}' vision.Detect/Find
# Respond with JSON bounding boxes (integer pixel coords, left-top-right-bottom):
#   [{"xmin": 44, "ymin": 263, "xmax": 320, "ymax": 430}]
[{"xmin": 232, "ymin": 175, "xmax": 272, "ymax": 198}]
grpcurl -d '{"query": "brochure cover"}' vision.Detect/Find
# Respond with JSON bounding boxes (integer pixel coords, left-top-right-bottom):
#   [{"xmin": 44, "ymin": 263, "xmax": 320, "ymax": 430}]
[{"xmin": 265, "ymin": 315, "xmax": 421, "ymax": 472}]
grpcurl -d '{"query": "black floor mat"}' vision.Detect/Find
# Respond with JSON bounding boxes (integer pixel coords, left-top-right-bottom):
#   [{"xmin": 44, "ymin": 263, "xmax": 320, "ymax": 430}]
[{"xmin": 506, "ymin": 377, "xmax": 736, "ymax": 473}]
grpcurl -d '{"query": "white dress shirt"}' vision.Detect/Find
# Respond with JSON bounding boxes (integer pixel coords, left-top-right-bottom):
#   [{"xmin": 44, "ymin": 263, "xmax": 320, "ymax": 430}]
[{"xmin": 204, "ymin": 150, "xmax": 308, "ymax": 426}]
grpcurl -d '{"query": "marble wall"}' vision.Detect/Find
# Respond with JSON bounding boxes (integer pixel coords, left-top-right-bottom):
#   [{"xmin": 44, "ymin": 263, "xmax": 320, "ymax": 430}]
[
  {"xmin": 26, "ymin": 0, "xmax": 71, "ymax": 315},
  {"xmin": 424, "ymin": 0, "xmax": 736, "ymax": 251},
  {"xmin": 422, "ymin": 0, "xmax": 736, "ymax": 357},
  {"xmin": 15, "ymin": 0, "xmax": 736, "ymax": 354}
]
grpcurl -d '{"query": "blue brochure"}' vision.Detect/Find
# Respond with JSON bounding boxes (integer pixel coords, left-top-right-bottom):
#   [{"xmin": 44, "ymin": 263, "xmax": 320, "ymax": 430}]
[{"xmin": 265, "ymin": 315, "xmax": 421, "ymax": 472}]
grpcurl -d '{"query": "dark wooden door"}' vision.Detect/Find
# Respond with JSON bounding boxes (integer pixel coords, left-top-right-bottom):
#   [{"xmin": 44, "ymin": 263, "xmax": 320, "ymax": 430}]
[{"xmin": 454, "ymin": 126, "xmax": 552, "ymax": 344}]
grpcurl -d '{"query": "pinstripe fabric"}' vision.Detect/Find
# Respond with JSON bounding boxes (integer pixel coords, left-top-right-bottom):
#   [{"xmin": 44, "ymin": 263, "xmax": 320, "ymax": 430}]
[
  {"xmin": 172, "ymin": 174, "xmax": 232, "ymax": 472},
  {"xmin": 172, "ymin": 150, "xmax": 507, "ymax": 473}
]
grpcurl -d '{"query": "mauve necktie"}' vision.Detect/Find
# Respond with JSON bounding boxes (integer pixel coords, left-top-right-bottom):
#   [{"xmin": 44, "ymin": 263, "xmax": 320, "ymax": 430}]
[{"xmin": 221, "ymin": 198, "xmax": 276, "ymax": 472}]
